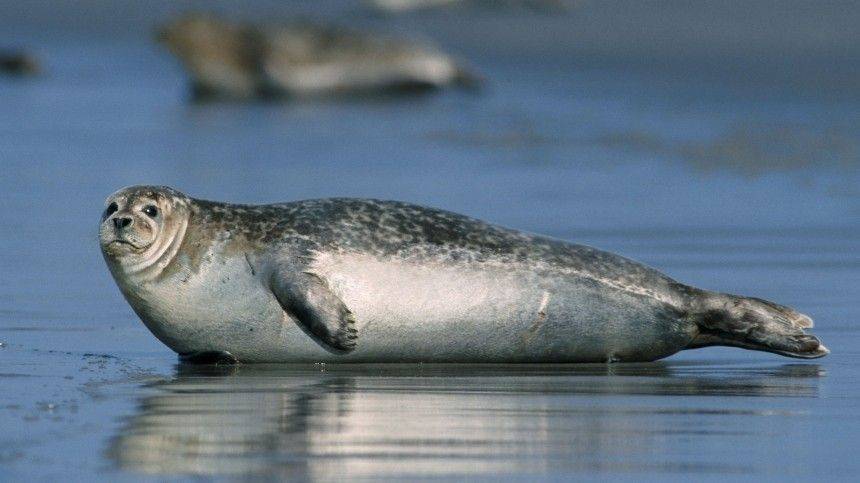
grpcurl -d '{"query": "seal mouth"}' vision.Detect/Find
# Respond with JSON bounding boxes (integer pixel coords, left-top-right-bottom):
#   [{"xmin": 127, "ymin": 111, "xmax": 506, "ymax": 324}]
[
  {"xmin": 104, "ymin": 238, "xmax": 148, "ymax": 252},
  {"xmin": 109, "ymin": 239, "xmax": 137, "ymax": 247}
]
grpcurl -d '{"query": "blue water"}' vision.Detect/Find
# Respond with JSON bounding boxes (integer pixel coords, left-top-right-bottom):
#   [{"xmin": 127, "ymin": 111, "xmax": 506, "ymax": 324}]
[{"xmin": 2, "ymin": 1, "xmax": 860, "ymax": 480}]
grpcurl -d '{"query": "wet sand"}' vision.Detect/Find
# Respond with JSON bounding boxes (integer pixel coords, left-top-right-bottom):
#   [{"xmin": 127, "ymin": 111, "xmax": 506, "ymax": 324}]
[{"xmin": 2, "ymin": 1, "xmax": 860, "ymax": 480}]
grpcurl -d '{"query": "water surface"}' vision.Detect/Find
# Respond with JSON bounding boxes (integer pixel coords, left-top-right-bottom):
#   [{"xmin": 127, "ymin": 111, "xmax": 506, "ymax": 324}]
[{"xmin": 1, "ymin": 1, "xmax": 859, "ymax": 480}]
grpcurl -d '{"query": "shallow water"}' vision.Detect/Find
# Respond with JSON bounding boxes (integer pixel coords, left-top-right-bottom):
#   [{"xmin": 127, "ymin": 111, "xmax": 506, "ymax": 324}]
[{"xmin": 2, "ymin": 1, "xmax": 860, "ymax": 480}]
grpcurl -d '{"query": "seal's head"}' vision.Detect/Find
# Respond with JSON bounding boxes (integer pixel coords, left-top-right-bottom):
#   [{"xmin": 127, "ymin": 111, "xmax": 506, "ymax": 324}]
[{"xmin": 99, "ymin": 186, "xmax": 191, "ymax": 280}]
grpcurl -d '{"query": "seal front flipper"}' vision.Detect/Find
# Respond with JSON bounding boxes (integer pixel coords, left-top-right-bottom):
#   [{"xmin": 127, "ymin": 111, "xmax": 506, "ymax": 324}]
[
  {"xmin": 268, "ymin": 267, "xmax": 358, "ymax": 353},
  {"xmin": 179, "ymin": 350, "xmax": 239, "ymax": 365}
]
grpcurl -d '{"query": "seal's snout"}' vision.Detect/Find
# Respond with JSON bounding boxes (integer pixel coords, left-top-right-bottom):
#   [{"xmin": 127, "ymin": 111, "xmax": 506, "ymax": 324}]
[{"xmin": 113, "ymin": 216, "xmax": 134, "ymax": 230}]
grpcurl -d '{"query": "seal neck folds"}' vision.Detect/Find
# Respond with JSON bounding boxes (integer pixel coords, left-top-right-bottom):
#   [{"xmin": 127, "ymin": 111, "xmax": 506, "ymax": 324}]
[{"xmin": 112, "ymin": 206, "xmax": 190, "ymax": 284}]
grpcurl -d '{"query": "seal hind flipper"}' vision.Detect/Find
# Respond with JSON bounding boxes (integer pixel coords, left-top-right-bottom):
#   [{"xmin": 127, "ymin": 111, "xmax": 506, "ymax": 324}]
[
  {"xmin": 687, "ymin": 293, "xmax": 829, "ymax": 359},
  {"xmin": 268, "ymin": 268, "xmax": 358, "ymax": 353}
]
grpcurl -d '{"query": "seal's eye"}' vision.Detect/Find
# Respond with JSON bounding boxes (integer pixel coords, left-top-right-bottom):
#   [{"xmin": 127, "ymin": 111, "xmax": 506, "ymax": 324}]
[
  {"xmin": 142, "ymin": 205, "xmax": 159, "ymax": 218},
  {"xmin": 104, "ymin": 202, "xmax": 118, "ymax": 219}
]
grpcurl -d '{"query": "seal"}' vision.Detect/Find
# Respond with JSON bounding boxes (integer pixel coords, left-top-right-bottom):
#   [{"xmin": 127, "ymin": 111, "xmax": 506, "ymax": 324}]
[
  {"xmin": 157, "ymin": 14, "xmax": 479, "ymax": 100},
  {"xmin": 99, "ymin": 185, "xmax": 829, "ymax": 363},
  {"xmin": 0, "ymin": 50, "xmax": 40, "ymax": 76},
  {"xmin": 367, "ymin": 0, "xmax": 570, "ymax": 14}
]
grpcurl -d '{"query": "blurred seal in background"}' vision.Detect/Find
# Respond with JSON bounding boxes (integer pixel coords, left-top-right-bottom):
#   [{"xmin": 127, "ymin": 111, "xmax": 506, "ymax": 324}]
[
  {"xmin": 367, "ymin": 0, "xmax": 572, "ymax": 14},
  {"xmin": 0, "ymin": 50, "xmax": 40, "ymax": 76},
  {"xmin": 157, "ymin": 13, "xmax": 480, "ymax": 101}
]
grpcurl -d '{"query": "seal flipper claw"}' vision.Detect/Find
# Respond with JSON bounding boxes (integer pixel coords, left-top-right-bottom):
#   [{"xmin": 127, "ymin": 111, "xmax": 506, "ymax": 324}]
[
  {"xmin": 269, "ymin": 268, "xmax": 357, "ymax": 353},
  {"xmin": 687, "ymin": 293, "xmax": 829, "ymax": 359}
]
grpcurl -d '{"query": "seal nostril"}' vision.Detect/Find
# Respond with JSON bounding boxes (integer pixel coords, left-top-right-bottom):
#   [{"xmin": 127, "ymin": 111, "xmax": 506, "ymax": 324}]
[{"xmin": 113, "ymin": 217, "xmax": 133, "ymax": 229}]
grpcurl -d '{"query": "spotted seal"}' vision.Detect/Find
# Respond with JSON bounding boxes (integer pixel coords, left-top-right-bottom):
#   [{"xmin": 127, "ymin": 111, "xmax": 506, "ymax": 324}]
[
  {"xmin": 157, "ymin": 14, "xmax": 479, "ymax": 100},
  {"xmin": 98, "ymin": 185, "xmax": 828, "ymax": 363}
]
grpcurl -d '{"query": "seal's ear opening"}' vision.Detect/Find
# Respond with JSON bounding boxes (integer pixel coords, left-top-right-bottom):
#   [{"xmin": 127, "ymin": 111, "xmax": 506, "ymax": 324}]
[{"xmin": 686, "ymin": 294, "xmax": 829, "ymax": 359}]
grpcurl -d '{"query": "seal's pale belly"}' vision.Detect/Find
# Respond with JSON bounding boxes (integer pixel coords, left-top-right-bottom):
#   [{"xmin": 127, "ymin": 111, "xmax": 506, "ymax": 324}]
[{"xmin": 135, "ymin": 249, "xmax": 694, "ymax": 363}]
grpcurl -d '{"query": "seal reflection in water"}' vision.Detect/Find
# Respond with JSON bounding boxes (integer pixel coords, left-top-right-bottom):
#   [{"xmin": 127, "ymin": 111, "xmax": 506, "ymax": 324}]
[
  {"xmin": 109, "ymin": 363, "xmax": 822, "ymax": 478},
  {"xmin": 99, "ymin": 186, "xmax": 828, "ymax": 363}
]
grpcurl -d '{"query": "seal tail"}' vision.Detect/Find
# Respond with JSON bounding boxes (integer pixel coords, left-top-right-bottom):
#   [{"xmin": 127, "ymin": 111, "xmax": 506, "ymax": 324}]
[
  {"xmin": 686, "ymin": 292, "xmax": 829, "ymax": 359},
  {"xmin": 452, "ymin": 64, "xmax": 485, "ymax": 91}
]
